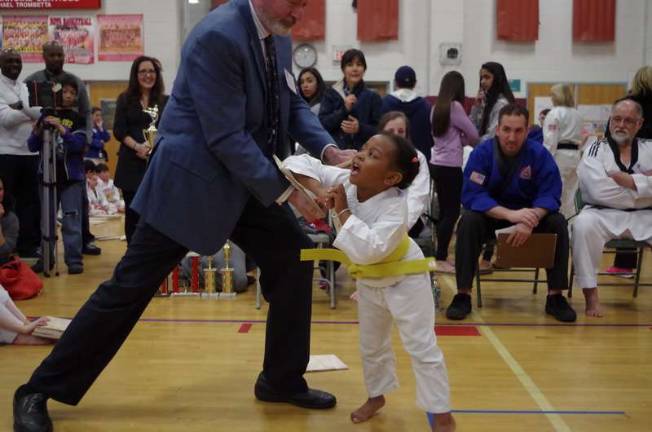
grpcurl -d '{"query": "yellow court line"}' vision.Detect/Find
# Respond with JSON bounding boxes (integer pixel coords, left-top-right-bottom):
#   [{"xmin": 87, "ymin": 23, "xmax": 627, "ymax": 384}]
[{"xmin": 439, "ymin": 275, "xmax": 572, "ymax": 432}]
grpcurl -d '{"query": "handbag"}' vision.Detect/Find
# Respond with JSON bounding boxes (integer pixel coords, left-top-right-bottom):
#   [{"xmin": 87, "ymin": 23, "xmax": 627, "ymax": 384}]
[{"xmin": 0, "ymin": 256, "xmax": 43, "ymax": 300}]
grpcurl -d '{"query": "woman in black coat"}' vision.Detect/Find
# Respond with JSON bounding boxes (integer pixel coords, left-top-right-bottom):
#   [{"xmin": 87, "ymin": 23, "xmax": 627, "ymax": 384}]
[
  {"xmin": 318, "ymin": 49, "xmax": 382, "ymax": 150},
  {"xmin": 113, "ymin": 56, "xmax": 168, "ymax": 243}
]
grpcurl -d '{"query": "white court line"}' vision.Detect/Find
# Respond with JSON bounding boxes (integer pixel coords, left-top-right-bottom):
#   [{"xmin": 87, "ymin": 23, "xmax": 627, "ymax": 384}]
[{"xmin": 439, "ymin": 275, "xmax": 572, "ymax": 432}]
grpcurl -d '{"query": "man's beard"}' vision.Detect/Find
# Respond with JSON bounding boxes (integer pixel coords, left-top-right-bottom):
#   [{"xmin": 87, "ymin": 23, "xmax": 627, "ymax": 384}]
[
  {"xmin": 259, "ymin": 14, "xmax": 294, "ymax": 36},
  {"xmin": 611, "ymin": 131, "xmax": 632, "ymax": 145}
]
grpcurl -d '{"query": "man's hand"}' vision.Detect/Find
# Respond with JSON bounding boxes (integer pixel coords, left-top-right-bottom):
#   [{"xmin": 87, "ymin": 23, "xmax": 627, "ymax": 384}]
[
  {"xmin": 609, "ymin": 171, "xmax": 637, "ymax": 190},
  {"xmin": 323, "ymin": 146, "xmax": 356, "ymax": 166},
  {"xmin": 344, "ymin": 94, "xmax": 357, "ymax": 111},
  {"xmin": 341, "ymin": 115, "xmax": 359, "ymax": 135},
  {"xmin": 506, "ymin": 222, "xmax": 533, "ymax": 247},
  {"xmin": 506, "ymin": 208, "xmax": 540, "ymax": 228},
  {"xmin": 288, "ymin": 188, "xmax": 325, "ymax": 222}
]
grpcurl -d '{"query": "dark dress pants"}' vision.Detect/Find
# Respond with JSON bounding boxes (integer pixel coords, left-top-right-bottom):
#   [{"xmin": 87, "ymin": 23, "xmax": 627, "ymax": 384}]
[
  {"xmin": 455, "ymin": 211, "xmax": 569, "ymax": 290},
  {"xmin": 27, "ymin": 196, "xmax": 313, "ymax": 405},
  {"xmin": 122, "ymin": 190, "xmax": 139, "ymax": 244}
]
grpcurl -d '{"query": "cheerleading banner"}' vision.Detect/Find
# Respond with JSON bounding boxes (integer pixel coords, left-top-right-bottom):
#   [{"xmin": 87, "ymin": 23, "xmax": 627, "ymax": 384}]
[
  {"xmin": 97, "ymin": 14, "xmax": 143, "ymax": 62},
  {"xmin": 1, "ymin": 16, "xmax": 49, "ymax": 62},
  {"xmin": 49, "ymin": 16, "xmax": 95, "ymax": 64}
]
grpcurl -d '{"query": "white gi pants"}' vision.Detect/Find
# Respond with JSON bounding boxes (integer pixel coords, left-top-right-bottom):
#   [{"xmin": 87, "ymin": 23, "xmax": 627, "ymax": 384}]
[
  {"xmin": 357, "ymin": 272, "xmax": 450, "ymax": 414},
  {"xmin": 572, "ymin": 208, "xmax": 652, "ymax": 288},
  {"xmin": 0, "ymin": 285, "xmax": 20, "ymax": 344},
  {"xmin": 555, "ymin": 149, "xmax": 582, "ymax": 219}
]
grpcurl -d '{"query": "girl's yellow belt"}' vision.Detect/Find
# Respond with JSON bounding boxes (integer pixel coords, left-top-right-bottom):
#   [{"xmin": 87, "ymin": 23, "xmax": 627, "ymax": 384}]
[{"xmin": 300, "ymin": 235, "xmax": 434, "ymax": 279}]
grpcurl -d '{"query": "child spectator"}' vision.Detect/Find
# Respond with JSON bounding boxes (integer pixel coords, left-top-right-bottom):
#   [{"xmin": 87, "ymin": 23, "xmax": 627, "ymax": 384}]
[
  {"xmin": 95, "ymin": 163, "xmax": 124, "ymax": 213},
  {"xmin": 85, "ymin": 106, "xmax": 110, "ymax": 162},
  {"xmin": 28, "ymin": 74, "xmax": 86, "ymax": 274}
]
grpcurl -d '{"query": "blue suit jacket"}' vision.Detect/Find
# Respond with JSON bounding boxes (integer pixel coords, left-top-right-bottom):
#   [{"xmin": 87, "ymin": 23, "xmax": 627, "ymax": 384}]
[{"xmin": 132, "ymin": 0, "xmax": 334, "ymax": 254}]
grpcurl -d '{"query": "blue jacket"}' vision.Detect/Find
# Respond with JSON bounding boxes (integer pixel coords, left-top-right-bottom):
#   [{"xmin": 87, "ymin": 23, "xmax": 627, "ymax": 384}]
[
  {"xmin": 319, "ymin": 81, "xmax": 382, "ymax": 150},
  {"xmin": 85, "ymin": 126, "xmax": 110, "ymax": 159},
  {"xmin": 462, "ymin": 137, "xmax": 561, "ymax": 213},
  {"xmin": 28, "ymin": 110, "xmax": 86, "ymax": 183},
  {"xmin": 132, "ymin": 0, "xmax": 334, "ymax": 255},
  {"xmin": 381, "ymin": 94, "xmax": 433, "ymax": 161}
]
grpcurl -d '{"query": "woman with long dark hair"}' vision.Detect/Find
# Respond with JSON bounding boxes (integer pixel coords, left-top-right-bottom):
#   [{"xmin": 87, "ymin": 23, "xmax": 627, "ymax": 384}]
[
  {"xmin": 470, "ymin": 61, "xmax": 515, "ymax": 142},
  {"xmin": 319, "ymin": 49, "xmax": 382, "ymax": 150},
  {"xmin": 113, "ymin": 56, "xmax": 168, "ymax": 243},
  {"xmin": 298, "ymin": 67, "xmax": 326, "ymax": 115},
  {"xmin": 430, "ymin": 71, "xmax": 479, "ymax": 273}
]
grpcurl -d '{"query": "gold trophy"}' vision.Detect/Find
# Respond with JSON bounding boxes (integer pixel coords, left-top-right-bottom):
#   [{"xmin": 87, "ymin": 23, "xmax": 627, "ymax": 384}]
[
  {"xmin": 202, "ymin": 256, "xmax": 218, "ymax": 298},
  {"xmin": 142, "ymin": 105, "xmax": 159, "ymax": 156},
  {"xmin": 220, "ymin": 241, "xmax": 235, "ymax": 296}
]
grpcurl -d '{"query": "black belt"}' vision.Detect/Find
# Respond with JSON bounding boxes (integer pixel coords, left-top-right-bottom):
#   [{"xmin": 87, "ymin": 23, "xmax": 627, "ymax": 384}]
[
  {"xmin": 589, "ymin": 205, "xmax": 652, "ymax": 212},
  {"xmin": 558, "ymin": 141, "xmax": 579, "ymax": 150}
]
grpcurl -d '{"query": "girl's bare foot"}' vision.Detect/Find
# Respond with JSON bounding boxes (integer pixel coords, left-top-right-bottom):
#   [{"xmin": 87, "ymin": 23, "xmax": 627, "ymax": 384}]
[
  {"xmin": 478, "ymin": 259, "xmax": 493, "ymax": 274},
  {"xmin": 14, "ymin": 334, "xmax": 52, "ymax": 345},
  {"xmin": 432, "ymin": 412, "xmax": 456, "ymax": 432},
  {"xmin": 350, "ymin": 395, "xmax": 385, "ymax": 423},
  {"xmin": 583, "ymin": 288, "xmax": 603, "ymax": 317}
]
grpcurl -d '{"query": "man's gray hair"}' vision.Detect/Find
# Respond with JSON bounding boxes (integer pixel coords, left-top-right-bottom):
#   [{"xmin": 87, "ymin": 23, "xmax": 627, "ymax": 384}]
[{"xmin": 612, "ymin": 98, "xmax": 643, "ymax": 118}]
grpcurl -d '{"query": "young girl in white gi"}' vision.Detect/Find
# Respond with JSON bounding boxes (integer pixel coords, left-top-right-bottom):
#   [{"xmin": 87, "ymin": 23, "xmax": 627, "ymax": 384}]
[
  {"xmin": 0, "ymin": 284, "xmax": 50, "ymax": 345},
  {"xmin": 283, "ymin": 133, "xmax": 455, "ymax": 431}
]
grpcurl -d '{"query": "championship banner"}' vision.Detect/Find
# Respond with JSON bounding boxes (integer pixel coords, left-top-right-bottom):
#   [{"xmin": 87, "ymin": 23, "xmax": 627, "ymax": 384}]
[
  {"xmin": 0, "ymin": 0, "xmax": 101, "ymax": 9},
  {"xmin": 49, "ymin": 16, "xmax": 95, "ymax": 64},
  {"xmin": 1, "ymin": 16, "xmax": 49, "ymax": 63},
  {"xmin": 97, "ymin": 14, "xmax": 143, "ymax": 62}
]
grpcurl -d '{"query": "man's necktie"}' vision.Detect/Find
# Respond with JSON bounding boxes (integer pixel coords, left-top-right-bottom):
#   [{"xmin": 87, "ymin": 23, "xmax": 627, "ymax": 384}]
[{"xmin": 263, "ymin": 35, "xmax": 280, "ymax": 154}]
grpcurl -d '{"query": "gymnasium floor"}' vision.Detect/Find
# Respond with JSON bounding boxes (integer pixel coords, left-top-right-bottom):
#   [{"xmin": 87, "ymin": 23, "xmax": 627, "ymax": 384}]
[{"xmin": 1, "ymin": 219, "xmax": 651, "ymax": 432}]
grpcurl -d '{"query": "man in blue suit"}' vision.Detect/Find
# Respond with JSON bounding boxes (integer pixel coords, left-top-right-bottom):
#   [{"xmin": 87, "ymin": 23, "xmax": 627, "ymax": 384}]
[{"xmin": 13, "ymin": 1, "xmax": 353, "ymax": 430}]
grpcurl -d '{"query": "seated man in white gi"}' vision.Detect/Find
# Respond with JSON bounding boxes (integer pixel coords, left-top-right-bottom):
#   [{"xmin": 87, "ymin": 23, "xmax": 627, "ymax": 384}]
[{"xmin": 573, "ymin": 99, "xmax": 652, "ymax": 317}]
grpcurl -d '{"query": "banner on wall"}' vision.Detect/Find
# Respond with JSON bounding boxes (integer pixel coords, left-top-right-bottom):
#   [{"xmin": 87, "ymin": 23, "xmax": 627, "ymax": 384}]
[
  {"xmin": 0, "ymin": 1, "xmax": 101, "ymax": 9},
  {"xmin": 49, "ymin": 16, "xmax": 95, "ymax": 64},
  {"xmin": 1, "ymin": 16, "xmax": 49, "ymax": 63},
  {"xmin": 97, "ymin": 14, "xmax": 143, "ymax": 62}
]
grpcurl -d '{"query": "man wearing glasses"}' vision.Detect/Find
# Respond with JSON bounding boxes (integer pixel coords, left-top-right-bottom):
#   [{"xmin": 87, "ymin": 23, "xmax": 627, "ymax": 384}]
[{"xmin": 572, "ymin": 98, "xmax": 652, "ymax": 317}]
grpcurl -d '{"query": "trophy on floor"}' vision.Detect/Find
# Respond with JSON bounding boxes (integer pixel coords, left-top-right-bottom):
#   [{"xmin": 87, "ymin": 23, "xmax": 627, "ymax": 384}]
[
  {"xmin": 202, "ymin": 256, "xmax": 218, "ymax": 299},
  {"xmin": 220, "ymin": 241, "xmax": 236, "ymax": 297},
  {"xmin": 142, "ymin": 105, "xmax": 159, "ymax": 156}
]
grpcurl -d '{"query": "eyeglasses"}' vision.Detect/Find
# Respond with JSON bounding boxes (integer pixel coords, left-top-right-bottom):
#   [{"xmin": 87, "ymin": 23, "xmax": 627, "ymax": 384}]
[
  {"xmin": 611, "ymin": 116, "xmax": 640, "ymax": 127},
  {"xmin": 138, "ymin": 69, "xmax": 156, "ymax": 76}
]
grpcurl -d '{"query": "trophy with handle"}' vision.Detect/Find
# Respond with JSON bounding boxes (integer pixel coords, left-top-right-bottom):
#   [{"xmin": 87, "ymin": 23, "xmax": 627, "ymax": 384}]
[
  {"xmin": 220, "ymin": 241, "xmax": 236, "ymax": 297},
  {"xmin": 202, "ymin": 256, "xmax": 218, "ymax": 299},
  {"xmin": 142, "ymin": 104, "xmax": 159, "ymax": 156}
]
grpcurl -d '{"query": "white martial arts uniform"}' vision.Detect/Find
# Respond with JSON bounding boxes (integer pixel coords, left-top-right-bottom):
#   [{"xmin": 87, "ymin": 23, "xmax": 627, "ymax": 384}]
[
  {"xmin": 0, "ymin": 284, "xmax": 21, "ymax": 344},
  {"xmin": 572, "ymin": 138, "xmax": 652, "ymax": 289},
  {"xmin": 284, "ymin": 154, "xmax": 450, "ymax": 414},
  {"xmin": 543, "ymin": 106, "xmax": 584, "ymax": 218}
]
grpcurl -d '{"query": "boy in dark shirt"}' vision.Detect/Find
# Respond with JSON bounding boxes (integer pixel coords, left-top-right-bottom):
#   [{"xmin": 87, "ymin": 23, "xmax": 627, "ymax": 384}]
[{"xmin": 28, "ymin": 75, "xmax": 87, "ymax": 274}]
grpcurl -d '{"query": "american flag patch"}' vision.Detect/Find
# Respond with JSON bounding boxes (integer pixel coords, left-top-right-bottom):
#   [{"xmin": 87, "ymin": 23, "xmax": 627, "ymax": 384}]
[
  {"xmin": 470, "ymin": 171, "xmax": 486, "ymax": 185},
  {"xmin": 520, "ymin": 166, "xmax": 532, "ymax": 179}
]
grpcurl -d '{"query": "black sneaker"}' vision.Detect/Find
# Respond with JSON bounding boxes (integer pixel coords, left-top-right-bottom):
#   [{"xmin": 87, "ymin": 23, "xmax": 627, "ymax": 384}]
[
  {"xmin": 446, "ymin": 293, "xmax": 472, "ymax": 320},
  {"xmin": 82, "ymin": 243, "xmax": 102, "ymax": 255},
  {"xmin": 545, "ymin": 294, "xmax": 577, "ymax": 322},
  {"xmin": 68, "ymin": 265, "xmax": 84, "ymax": 275}
]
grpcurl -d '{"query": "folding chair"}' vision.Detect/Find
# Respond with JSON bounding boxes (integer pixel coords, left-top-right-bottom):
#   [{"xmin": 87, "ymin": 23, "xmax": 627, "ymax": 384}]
[
  {"xmin": 568, "ymin": 190, "xmax": 651, "ymax": 298},
  {"xmin": 474, "ymin": 233, "xmax": 557, "ymax": 307}
]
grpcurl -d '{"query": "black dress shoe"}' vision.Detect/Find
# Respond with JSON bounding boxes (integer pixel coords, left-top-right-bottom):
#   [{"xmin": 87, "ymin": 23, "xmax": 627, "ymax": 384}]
[
  {"xmin": 254, "ymin": 373, "xmax": 336, "ymax": 409},
  {"xmin": 13, "ymin": 385, "xmax": 52, "ymax": 432},
  {"xmin": 82, "ymin": 243, "xmax": 102, "ymax": 255}
]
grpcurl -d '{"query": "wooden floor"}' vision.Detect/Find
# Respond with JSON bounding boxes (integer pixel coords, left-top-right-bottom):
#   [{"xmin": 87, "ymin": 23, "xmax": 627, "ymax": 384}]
[{"xmin": 1, "ymin": 218, "xmax": 651, "ymax": 432}]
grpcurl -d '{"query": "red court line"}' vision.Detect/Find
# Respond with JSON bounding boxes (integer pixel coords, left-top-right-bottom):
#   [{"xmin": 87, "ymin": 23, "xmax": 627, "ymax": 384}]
[
  {"xmin": 238, "ymin": 323, "xmax": 253, "ymax": 333},
  {"xmin": 435, "ymin": 325, "xmax": 480, "ymax": 336}
]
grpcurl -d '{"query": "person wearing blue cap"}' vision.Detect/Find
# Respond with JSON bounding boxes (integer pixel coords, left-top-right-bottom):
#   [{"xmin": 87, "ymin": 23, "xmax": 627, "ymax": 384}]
[{"xmin": 381, "ymin": 65, "xmax": 434, "ymax": 161}]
